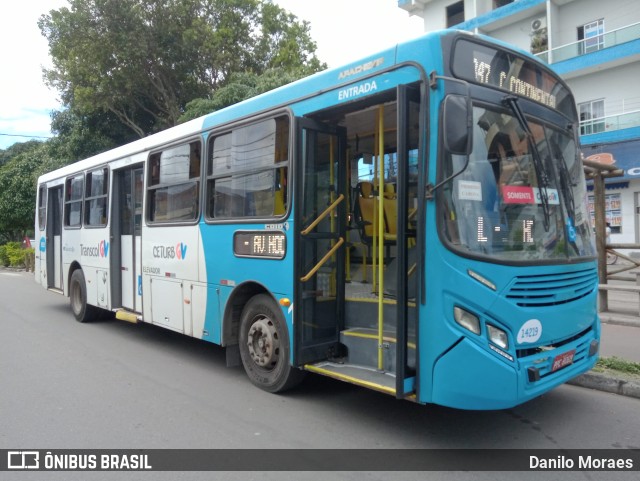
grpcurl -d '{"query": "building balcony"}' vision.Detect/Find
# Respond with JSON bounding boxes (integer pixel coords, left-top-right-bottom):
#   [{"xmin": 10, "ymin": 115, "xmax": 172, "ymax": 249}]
[
  {"xmin": 581, "ymin": 110, "xmax": 640, "ymax": 137},
  {"xmin": 536, "ymin": 22, "xmax": 640, "ymax": 66}
]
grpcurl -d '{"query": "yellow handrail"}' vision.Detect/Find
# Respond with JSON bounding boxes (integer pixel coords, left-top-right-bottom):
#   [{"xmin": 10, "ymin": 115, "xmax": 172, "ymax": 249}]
[
  {"xmin": 377, "ymin": 105, "xmax": 385, "ymax": 371},
  {"xmin": 300, "ymin": 237, "xmax": 344, "ymax": 282},
  {"xmin": 300, "ymin": 194, "xmax": 345, "ymax": 236}
]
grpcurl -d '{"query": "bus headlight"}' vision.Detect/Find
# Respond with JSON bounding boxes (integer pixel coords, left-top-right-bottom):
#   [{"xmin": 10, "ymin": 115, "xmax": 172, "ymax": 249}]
[
  {"xmin": 453, "ymin": 306, "xmax": 480, "ymax": 335},
  {"xmin": 487, "ymin": 324, "xmax": 509, "ymax": 350}
]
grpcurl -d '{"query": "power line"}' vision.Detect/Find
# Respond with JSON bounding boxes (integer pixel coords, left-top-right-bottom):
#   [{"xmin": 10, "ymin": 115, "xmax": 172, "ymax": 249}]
[{"xmin": 0, "ymin": 133, "xmax": 52, "ymax": 139}]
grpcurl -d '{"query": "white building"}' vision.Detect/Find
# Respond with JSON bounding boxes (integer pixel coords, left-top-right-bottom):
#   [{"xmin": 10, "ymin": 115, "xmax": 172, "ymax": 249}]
[{"xmin": 399, "ymin": 0, "xmax": 640, "ymax": 248}]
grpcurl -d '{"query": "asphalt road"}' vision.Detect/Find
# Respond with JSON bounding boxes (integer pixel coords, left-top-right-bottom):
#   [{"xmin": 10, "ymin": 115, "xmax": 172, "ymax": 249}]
[{"xmin": 1, "ymin": 269, "xmax": 639, "ymax": 481}]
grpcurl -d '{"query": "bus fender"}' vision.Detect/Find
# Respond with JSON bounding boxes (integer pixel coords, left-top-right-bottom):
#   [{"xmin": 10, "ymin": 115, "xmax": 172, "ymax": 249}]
[{"xmin": 221, "ymin": 281, "xmax": 272, "ymax": 348}]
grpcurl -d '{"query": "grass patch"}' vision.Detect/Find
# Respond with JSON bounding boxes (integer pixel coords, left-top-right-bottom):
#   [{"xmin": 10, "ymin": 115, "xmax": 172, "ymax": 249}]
[{"xmin": 595, "ymin": 356, "xmax": 640, "ymax": 376}]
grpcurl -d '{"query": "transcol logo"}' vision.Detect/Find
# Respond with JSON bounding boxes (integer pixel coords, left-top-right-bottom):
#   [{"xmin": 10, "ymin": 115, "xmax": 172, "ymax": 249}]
[
  {"xmin": 80, "ymin": 240, "xmax": 109, "ymax": 258},
  {"xmin": 152, "ymin": 242, "xmax": 187, "ymax": 260}
]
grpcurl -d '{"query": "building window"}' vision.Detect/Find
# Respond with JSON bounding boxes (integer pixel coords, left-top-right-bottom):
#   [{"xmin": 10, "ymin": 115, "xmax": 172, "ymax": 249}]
[
  {"xmin": 84, "ymin": 167, "xmax": 109, "ymax": 227},
  {"xmin": 494, "ymin": 0, "xmax": 514, "ymax": 8},
  {"xmin": 147, "ymin": 140, "xmax": 201, "ymax": 223},
  {"xmin": 578, "ymin": 19, "xmax": 605, "ymax": 55},
  {"xmin": 64, "ymin": 174, "xmax": 84, "ymax": 228},
  {"xmin": 206, "ymin": 116, "xmax": 289, "ymax": 219},
  {"xmin": 446, "ymin": 1, "xmax": 465, "ymax": 28},
  {"xmin": 579, "ymin": 99, "xmax": 605, "ymax": 135}
]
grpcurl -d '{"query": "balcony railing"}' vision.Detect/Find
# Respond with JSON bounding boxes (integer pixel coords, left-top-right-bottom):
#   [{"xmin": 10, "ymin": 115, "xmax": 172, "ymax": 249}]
[
  {"xmin": 536, "ymin": 22, "xmax": 640, "ymax": 64},
  {"xmin": 580, "ymin": 110, "xmax": 640, "ymax": 136}
]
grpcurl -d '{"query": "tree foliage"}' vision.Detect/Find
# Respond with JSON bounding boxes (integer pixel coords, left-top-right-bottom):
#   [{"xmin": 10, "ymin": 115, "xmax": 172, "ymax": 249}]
[
  {"xmin": 0, "ymin": 1, "xmax": 326, "ymax": 243},
  {"xmin": 0, "ymin": 141, "xmax": 44, "ymax": 169},
  {"xmin": 0, "ymin": 142, "xmax": 66, "ymax": 243},
  {"xmin": 179, "ymin": 69, "xmax": 303, "ymax": 122},
  {"xmin": 40, "ymin": 0, "xmax": 325, "ymax": 139},
  {"xmin": 48, "ymin": 109, "xmax": 134, "ymax": 162}
]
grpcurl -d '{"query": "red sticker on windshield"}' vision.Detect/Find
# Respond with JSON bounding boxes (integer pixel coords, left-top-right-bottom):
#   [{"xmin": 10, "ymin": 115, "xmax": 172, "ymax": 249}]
[{"xmin": 502, "ymin": 186, "xmax": 536, "ymax": 204}]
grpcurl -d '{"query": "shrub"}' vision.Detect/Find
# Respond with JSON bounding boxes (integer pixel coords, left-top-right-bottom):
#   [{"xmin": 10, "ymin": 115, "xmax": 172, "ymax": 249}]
[
  {"xmin": 597, "ymin": 356, "xmax": 640, "ymax": 376},
  {"xmin": 0, "ymin": 242, "xmax": 26, "ymax": 267}
]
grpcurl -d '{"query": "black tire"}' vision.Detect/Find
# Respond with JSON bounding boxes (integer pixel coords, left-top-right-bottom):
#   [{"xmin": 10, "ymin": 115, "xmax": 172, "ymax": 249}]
[
  {"xmin": 239, "ymin": 294, "xmax": 305, "ymax": 393},
  {"xmin": 69, "ymin": 269, "xmax": 99, "ymax": 323}
]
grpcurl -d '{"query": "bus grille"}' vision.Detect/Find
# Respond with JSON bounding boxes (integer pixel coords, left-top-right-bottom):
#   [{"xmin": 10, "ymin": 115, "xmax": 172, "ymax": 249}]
[
  {"xmin": 518, "ymin": 327, "xmax": 594, "ymax": 381},
  {"xmin": 505, "ymin": 268, "xmax": 597, "ymax": 307}
]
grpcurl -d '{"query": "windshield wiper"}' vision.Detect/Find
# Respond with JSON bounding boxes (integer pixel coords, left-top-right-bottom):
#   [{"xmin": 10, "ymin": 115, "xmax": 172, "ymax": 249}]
[
  {"xmin": 553, "ymin": 145, "xmax": 581, "ymax": 254},
  {"xmin": 555, "ymin": 148, "xmax": 576, "ymax": 221},
  {"xmin": 502, "ymin": 95, "xmax": 551, "ymax": 231}
]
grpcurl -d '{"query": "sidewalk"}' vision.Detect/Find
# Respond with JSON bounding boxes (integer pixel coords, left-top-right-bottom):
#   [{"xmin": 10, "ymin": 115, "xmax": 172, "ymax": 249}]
[{"xmin": 598, "ymin": 281, "xmax": 640, "ymax": 328}]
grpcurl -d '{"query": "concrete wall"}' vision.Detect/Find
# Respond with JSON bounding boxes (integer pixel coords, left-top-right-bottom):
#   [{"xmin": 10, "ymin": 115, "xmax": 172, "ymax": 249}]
[
  {"xmin": 421, "ymin": 0, "xmax": 458, "ymax": 32},
  {"xmin": 566, "ymin": 62, "xmax": 640, "ymax": 114},
  {"xmin": 484, "ymin": 14, "xmax": 544, "ymax": 52},
  {"xmin": 555, "ymin": 0, "xmax": 640, "ymax": 47}
]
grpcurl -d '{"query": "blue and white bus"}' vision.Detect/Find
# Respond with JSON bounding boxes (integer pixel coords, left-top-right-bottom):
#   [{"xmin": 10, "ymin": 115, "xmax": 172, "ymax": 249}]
[{"xmin": 35, "ymin": 30, "xmax": 599, "ymax": 409}]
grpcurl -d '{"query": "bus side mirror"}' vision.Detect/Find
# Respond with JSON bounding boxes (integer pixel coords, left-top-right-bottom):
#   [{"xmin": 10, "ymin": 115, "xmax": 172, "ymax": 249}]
[{"xmin": 443, "ymin": 94, "xmax": 472, "ymax": 156}]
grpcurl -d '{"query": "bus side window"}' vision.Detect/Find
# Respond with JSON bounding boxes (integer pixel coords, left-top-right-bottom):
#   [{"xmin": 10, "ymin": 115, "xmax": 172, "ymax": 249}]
[
  {"xmin": 85, "ymin": 167, "xmax": 109, "ymax": 227},
  {"xmin": 147, "ymin": 140, "xmax": 201, "ymax": 223},
  {"xmin": 64, "ymin": 174, "xmax": 84, "ymax": 228},
  {"xmin": 206, "ymin": 116, "xmax": 290, "ymax": 220},
  {"xmin": 38, "ymin": 185, "xmax": 47, "ymax": 230}
]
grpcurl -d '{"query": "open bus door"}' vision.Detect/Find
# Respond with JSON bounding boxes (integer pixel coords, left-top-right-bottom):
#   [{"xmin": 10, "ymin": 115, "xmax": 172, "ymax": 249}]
[
  {"xmin": 46, "ymin": 185, "xmax": 63, "ymax": 291},
  {"xmin": 111, "ymin": 165, "xmax": 144, "ymax": 315},
  {"xmin": 294, "ymin": 118, "xmax": 347, "ymax": 365},
  {"xmin": 394, "ymin": 84, "xmax": 421, "ymax": 397},
  {"xmin": 294, "ymin": 85, "xmax": 421, "ymax": 398}
]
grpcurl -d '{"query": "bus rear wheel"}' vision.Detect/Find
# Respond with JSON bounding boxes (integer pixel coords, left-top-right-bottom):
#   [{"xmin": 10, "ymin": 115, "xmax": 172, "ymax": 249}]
[
  {"xmin": 239, "ymin": 294, "xmax": 305, "ymax": 393},
  {"xmin": 69, "ymin": 269, "xmax": 98, "ymax": 323}
]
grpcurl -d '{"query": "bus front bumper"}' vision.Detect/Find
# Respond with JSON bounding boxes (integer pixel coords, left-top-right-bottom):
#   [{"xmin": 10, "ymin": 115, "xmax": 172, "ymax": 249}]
[{"xmin": 430, "ymin": 327, "xmax": 599, "ymax": 410}]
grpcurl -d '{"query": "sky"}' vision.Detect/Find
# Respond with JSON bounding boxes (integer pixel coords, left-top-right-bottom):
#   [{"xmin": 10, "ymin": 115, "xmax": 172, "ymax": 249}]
[{"xmin": 0, "ymin": 0, "xmax": 424, "ymax": 150}]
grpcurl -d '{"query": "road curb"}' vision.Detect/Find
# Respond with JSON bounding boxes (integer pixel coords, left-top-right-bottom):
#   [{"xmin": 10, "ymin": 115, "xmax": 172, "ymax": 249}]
[{"xmin": 568, "ymin": 371, "xmax": 640, "ymax": 399}]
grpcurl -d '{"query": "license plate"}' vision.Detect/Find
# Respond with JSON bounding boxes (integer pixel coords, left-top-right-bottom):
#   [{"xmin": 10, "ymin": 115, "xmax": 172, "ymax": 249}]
[{"xmin": 551, "ymin": 349, "xmax": 576, "ymax": 372}]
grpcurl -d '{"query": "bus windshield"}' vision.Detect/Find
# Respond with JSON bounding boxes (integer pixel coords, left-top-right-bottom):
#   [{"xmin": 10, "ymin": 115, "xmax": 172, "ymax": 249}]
[{"xmin": 441, "ymin": 104, "xmax": 595, "ymax": 263}]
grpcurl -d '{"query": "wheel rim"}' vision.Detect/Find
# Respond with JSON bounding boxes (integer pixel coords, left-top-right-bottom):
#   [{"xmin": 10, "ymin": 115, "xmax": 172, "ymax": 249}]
[
  {"xmin": 246, "ymin": 315, "xmax": 280, "ymax": 369},
  {"xmin": 71, "ymin": 281, "xmax": 82, "ymax": 315}
]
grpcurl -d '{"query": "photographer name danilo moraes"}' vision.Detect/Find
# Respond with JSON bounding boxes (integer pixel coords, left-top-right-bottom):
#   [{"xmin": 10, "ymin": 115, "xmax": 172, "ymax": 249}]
[{"xmin": 530, "ymin": 455, "xmax": 634, "ymax": 470}]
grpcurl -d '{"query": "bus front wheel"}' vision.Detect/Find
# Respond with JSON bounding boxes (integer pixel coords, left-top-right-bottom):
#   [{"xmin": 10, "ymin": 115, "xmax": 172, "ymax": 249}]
[
  {"xmin": 239, "ymin": 294, "xmax": 305, "ymax": 393},
  {"xmin": 69, "ymin": 269, "xmax": 98, "ymax": 323}
]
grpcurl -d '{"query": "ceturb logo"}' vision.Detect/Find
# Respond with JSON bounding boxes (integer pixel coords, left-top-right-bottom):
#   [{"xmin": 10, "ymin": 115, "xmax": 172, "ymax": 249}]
[
  {"xmin": 80, "ymin": 240, "xmax": 109, "ymax": 258},
  {"xmin": 153, "ymin": 243, "xmax": 187, "ymax": 260}
]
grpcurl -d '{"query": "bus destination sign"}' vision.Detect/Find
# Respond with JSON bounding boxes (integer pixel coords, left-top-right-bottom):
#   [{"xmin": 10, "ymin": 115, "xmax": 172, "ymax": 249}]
[
  {"xmin": 452, "ymin": 39, "xmax": 573, "ymax": 117},
  {"xmin": 234, "ymin": 231, "xmax": 286, "ymax": 259},
  {"xmin": 471, "ymin": 57, "xmax": 556, "ymax": 108}
]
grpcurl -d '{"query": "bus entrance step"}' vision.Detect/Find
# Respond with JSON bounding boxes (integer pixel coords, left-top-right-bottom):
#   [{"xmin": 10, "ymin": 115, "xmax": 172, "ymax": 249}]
[
  {"xmin": 304, "ymin": 361, "xmax": 396, "ymax": 396},
  {"xmin": 344, "ymin": 298, "xmax": 398, "ymax": 330},
  {"xmin": 115, "ymin": 310, "xmax": 141, "ymax": 323},
  {"xmin": 340, "ymin": 328, "xmax": 416, "ymax": 372}
]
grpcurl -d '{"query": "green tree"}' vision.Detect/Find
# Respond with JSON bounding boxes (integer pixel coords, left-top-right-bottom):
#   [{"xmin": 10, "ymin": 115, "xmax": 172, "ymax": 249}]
[
  {"xmin": 48, "ymin": 109, "xmax": 134, "ymax": 162},
  {"xmin": 40, "ymin": 0, "xmax": 325, "ymax": 140},
  {"xmin": 179, "ymin": 69, "xmax": 303, "ymax": 122},
  {"xmin": 0, "ymin": 142, "xmax": 66, "ymax": 243},
  {"xmin": 0, "ymin": 144, "xmax": 41, "ymax": 241},
  {"xmin": 0, "ymin": 140, "xmax": 44, "ymax": 169}
]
